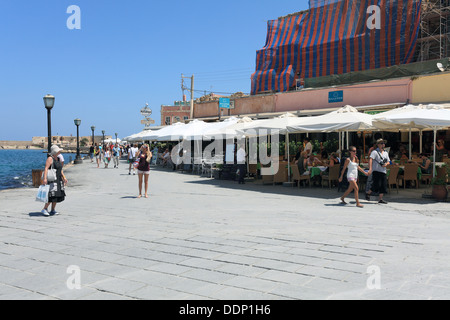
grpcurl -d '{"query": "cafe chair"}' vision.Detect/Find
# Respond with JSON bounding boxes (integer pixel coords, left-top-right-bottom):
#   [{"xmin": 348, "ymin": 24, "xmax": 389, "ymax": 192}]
[
  {"xmin": 400, "ymin": 163, "xmax": 419, "ymax": 189},
  {"xmin": 291, "ymin": 165, "xmax": 310, "ymax": 188},
  {"xmin": 387, "ymin": 165, "xmax": 400, "ymax": 193},
  {"xmin": 321, "ymin": 165, "xmax": 340, "ymax": 188},
  {"xmin": 248, "ymin": 164, "xmax": 258, "ymax": 178}
]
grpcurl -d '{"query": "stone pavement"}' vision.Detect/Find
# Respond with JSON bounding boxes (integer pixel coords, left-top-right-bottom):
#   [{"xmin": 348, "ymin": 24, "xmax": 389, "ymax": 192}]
[{"xmin": 0, "ymin": 159, "xmax": 449, "ymax": 300}]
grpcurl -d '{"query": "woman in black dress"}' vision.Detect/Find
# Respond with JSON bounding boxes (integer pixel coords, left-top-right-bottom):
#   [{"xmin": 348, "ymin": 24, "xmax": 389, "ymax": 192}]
[{"xmin": 41, "ymin": 145, "xmax": 68, "ymax": 216}]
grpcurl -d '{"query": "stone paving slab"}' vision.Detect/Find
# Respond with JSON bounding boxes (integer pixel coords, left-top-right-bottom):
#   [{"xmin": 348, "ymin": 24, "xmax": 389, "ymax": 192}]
[{"xmin": 0, "ymin": 160, "xmax": 449, "ymax": 300}]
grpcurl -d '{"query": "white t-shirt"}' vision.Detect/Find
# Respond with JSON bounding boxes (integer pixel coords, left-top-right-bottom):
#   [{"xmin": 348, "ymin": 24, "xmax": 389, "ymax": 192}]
[
  {"xmin": 129, "ymin": 147, "xmax": 138, "ymax": 159},
  {"xmin": 305, "ymin": 142, "xmax": 312, "ymax": 156},
  {"xmin": 370, "ymin": 148, "xmax": 390, "ymax": 174},
  {"xmin": 236, "ymin": 148, "xmax": 246, "ymax": 164}
]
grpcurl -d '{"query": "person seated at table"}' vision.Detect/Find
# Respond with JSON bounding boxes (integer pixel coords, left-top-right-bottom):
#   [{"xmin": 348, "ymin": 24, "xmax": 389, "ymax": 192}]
[
  {"xmin": 307, "ymin": 153, "xmax": 323, "ymax": 167},
  {"xmin": 329, "ymin": 153, "xmax": 340, "ymax": 166},
  {"xmin": 294, "ymin": 145, "xmax": 304, "ymax": 163},
  {"xmin": 395, "ymin": 145, "xmax": 409, "ymax": 161},
  {"xmin": 295, "ymin": 151, "xmax": 309, "ymax": 175},
  {"xmin": 161, "ymin": 149, "xmax": 172, "ymax": 167},
  {"xmin": 415, "ymin": 153, "xmax": 432, "ymax": 174},
  {"xmin": 320, "ymin": 152, "xmax": 339, "ymax": 176}
]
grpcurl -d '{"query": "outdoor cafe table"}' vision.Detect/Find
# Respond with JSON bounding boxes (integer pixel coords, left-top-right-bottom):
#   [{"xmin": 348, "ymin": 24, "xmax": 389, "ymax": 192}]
[{"xmin": 310, "ymin": 166, "xmax": 328, "ymax": 179}]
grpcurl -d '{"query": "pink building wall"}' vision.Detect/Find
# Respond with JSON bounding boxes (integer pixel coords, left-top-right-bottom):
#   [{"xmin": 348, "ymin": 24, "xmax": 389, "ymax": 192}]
[
  {"xmin": 275, "ymin": 78, "xmax": 412, "ymax": 112},
  {"xmin": 193, "ymin": 78, "xmax": 413, "ymax": 119}
]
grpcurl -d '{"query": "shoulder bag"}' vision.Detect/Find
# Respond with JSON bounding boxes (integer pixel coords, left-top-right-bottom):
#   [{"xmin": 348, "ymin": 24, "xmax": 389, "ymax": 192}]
[{"xmin": 41, "ymin": 162, "xmax": 57, "ymax": 183}]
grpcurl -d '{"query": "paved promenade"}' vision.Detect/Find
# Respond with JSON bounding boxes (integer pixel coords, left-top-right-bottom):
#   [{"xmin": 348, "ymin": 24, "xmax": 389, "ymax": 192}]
[{"xmin": 0, "ymin": 159, "xmax": 449, "ymax": 300}]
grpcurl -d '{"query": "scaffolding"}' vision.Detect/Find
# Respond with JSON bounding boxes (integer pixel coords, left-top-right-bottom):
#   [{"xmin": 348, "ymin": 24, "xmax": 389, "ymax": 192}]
[{"xmin": 418, "ymin": 0, "xmax": 450, "ymax": 61}]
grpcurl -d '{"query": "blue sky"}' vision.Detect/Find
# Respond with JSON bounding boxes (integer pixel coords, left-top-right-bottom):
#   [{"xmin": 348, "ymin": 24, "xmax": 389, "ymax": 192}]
[{"xmin": 0, "ymin": 0, "xmax": 309, "ymax": 141}]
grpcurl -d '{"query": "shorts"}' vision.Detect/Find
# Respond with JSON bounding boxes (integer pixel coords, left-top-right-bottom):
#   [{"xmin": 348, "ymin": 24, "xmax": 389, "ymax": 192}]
[
  {"xmin": 347, "ymin": 177, "xmax": 358, "ymax": 182},
  {"xmin": 137, "ymin": 170, "xmax": 150, "ymax": 175}
]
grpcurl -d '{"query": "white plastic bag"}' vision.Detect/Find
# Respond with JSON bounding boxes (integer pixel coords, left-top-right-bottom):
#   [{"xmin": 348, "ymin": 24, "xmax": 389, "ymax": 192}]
[{"xmin": 36, "ymin": 185, "xmax": 50, "ymax": 203}]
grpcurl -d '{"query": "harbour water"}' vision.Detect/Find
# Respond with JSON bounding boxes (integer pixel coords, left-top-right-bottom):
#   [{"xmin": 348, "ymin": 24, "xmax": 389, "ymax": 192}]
[{"xmin": 0, "ymin": 149, "xmax": 80, "ymax": 190}]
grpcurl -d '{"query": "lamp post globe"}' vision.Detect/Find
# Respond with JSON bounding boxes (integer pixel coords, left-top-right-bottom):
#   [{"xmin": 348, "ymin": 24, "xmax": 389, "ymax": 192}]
[
  {"xmin": 74, "ymin": 118, "xmax": 83, "ymax": 164},
  {"xmin": 43, "ymin": 94, "xmax": 55, "ymax": 155}
]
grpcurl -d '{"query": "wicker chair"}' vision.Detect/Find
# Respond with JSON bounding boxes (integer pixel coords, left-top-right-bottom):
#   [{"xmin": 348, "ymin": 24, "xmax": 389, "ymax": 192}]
[
  {"xmin": 291, "ymin": 165, "xmax": 311, "ymax": 188},
  {"xmin": 321, "ymin": 165, "xmax": 340, "ymax": 188},
  {"xmin": 400, "ymin": 164, "xmax": 419, "ymax": 189},
  {"xmin": 387, "ymin": 165, "xmax": 400, "ymax": 193}
]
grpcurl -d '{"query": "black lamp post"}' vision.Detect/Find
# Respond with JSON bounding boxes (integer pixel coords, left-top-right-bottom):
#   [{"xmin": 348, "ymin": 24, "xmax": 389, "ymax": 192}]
[
  {"xmin": 43, "ymin": 94, "xmax": 55, "ymax": 155},
  {"xmin": 74, "ymin": 118, "xmax": 82, "ymax": 164},
  {"xmin": 91, "ymin": 126, "xmax": 95, "ymax": 146},
  {"xmin": 102, "ymin": 130, "xmax": 105, "ymax": 148},
  {"xmin": 115, "ymin": 133, "xmax": 118, "ymax": 144}
]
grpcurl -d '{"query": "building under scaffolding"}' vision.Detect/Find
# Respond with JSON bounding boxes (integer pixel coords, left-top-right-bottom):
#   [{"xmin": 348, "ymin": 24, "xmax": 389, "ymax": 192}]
[
  {"xmin": 418, "ymin": 0, "xmax": 450, "ymax": 61},
  {"xmin": 251, "ymin": 0, "xmax": 450, "ymax": 95}
]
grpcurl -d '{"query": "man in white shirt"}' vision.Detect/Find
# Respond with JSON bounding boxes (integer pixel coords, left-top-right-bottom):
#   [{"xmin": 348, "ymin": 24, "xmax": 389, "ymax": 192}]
[
  {"xmin": 304, "ymin": 137, "xmax": 312, "ymax": 157},
  {"xmin": 366, "ymin": 138, "xmax": 390, "ymax": 204},
  {"xmin": 236, "ymin": 145, "xmax": 246, "ymax": 184},
  {"xmin": 128, "ymin": 144, "xmax": 138, "ymax": 175}
]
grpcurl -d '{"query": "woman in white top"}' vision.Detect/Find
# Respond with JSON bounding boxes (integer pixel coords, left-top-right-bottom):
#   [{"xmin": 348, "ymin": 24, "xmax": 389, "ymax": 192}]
[{"xmin": 339, "ymin": 146, "xmax": 369, "ymax": 208}]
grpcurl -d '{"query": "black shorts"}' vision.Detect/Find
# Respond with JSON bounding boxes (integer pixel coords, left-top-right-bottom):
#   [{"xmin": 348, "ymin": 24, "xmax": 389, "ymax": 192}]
[{"xmin": 371, "ymin": 171, "xmax": 387, "ymax": 194}]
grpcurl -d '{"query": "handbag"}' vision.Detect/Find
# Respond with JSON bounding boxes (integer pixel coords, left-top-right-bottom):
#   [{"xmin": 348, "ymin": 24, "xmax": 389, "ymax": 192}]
[
  {"xmin": 133, "ymin": 159, "xmax": 140, "ymax": 169},
  {"xmin": 36, "ymin": 185, "xmax": 50, "ymax": 203},
  {"xmin": 41, "ymin": 163, "xmax": 57, "ymax": 183}
]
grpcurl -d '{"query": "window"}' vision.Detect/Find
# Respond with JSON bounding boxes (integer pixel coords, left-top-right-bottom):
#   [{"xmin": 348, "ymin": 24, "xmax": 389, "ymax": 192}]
[
  {"xmin": 183, "ymin": 116, "xmax": 189, "ymax": 121},
  {"xmin": 165, "ymin": 117, "xmax": 171, "ymax": 125}
]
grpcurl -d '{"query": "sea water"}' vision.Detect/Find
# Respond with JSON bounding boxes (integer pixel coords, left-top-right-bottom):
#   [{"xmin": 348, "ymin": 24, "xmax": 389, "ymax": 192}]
[{"xmin": 0, "ymin": 149, "xmax": 79, "ymax": 190}]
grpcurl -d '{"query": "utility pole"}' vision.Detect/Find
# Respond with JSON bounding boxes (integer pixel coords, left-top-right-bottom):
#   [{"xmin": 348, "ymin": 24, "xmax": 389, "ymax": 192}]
[{"xmin": 181, "ymin": 74, "xmax": 195, "ymax": 120}]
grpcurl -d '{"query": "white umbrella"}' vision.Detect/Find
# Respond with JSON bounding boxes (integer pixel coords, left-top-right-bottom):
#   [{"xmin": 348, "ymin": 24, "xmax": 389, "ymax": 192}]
[
  {"xmin": 236, "ymin": 112, "xmax": 300, "ymax": 136},
  {"xmin": 191, "ymin": 117, "xmax": 239, "ymax": 141},
  {"xmin": 177, "ymin": 119, "xmax": 212, "ymax": 141},
  {"xmin": 203, "ymin": 116, "xmax": 255, "ymax": 140},
  {"xmin": 374, "ymin": 104, "xmax": 450, "ymax": 177},
  {"xmin": 123, "ymin": 131, "xmax": 148, "ymax": 142},
  {"xmin": 287, "ymin": 105, "xmax": 375, "ymax": 159},
  {"xmin": 142, "ymin": 122, "xmax": 186, "ymax": 141},
  {"xmin": 287, "ymin": 106, "xmax": 374, "ymax": 133},
  {"xmin": 235, "ymin": 113, "xmax": 303, "ymax": 183}
]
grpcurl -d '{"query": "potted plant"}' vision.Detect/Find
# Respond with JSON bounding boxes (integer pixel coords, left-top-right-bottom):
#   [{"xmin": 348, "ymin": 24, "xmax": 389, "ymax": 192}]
[{"xmin": 431, "ymin": 176, "xmax": 448, "ymax": 201}]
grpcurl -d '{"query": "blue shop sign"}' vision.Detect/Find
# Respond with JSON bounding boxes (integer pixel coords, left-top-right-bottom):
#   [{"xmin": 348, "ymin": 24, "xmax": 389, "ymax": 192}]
[{"xmin": 328, "ymin": 91, "xmax": 344, "ymax": 103}]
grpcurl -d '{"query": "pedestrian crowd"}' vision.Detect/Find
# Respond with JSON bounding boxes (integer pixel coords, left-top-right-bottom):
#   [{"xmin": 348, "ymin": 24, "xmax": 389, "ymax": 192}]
[{"xmin": 38, "ymin": 135, "xmax": 448, "ymax": 217}]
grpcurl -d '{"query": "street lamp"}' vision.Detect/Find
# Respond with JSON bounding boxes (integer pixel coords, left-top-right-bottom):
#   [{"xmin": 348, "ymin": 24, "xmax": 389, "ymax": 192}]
[
  {"xmin": 91, "ymin": 126, "xmax": 96, "ymax": 146},
  {"xmin": 102, "ymin": 130, "xmax": 105, "ymax": 148},
  {"xmin": 115, "ymin": 133, "xmax": 118, "ymax": 144},
  {"xmin": 74, "ymin": 118, "xmax": 82, "ymax": 164},
  {"xmin": 43, "ymin": 94, "xmax": 55, "ymax": 155}
]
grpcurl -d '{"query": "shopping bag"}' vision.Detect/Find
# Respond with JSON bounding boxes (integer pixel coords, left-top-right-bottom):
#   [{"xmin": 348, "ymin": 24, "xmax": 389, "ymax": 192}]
[
  {"xmin": 133, "ymin": 160, "xmax": 140, "ymax": 169},
  {"xmin": 36, "ymin": 185, "xmax": 50, "ymax": 203}
]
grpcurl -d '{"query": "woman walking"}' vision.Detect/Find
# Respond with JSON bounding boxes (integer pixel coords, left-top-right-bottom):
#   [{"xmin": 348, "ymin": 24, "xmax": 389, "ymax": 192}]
[
  {"xmin": 339, "ymin": 146, "xmax": 368, "ymax": 208},
  {"xmin": 41, "ymin": 145, "xmax": 68, "ymax": 216},
  {"xmin": 136, "ymin": 144, "xmax": 152, "ymax": 198}
]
